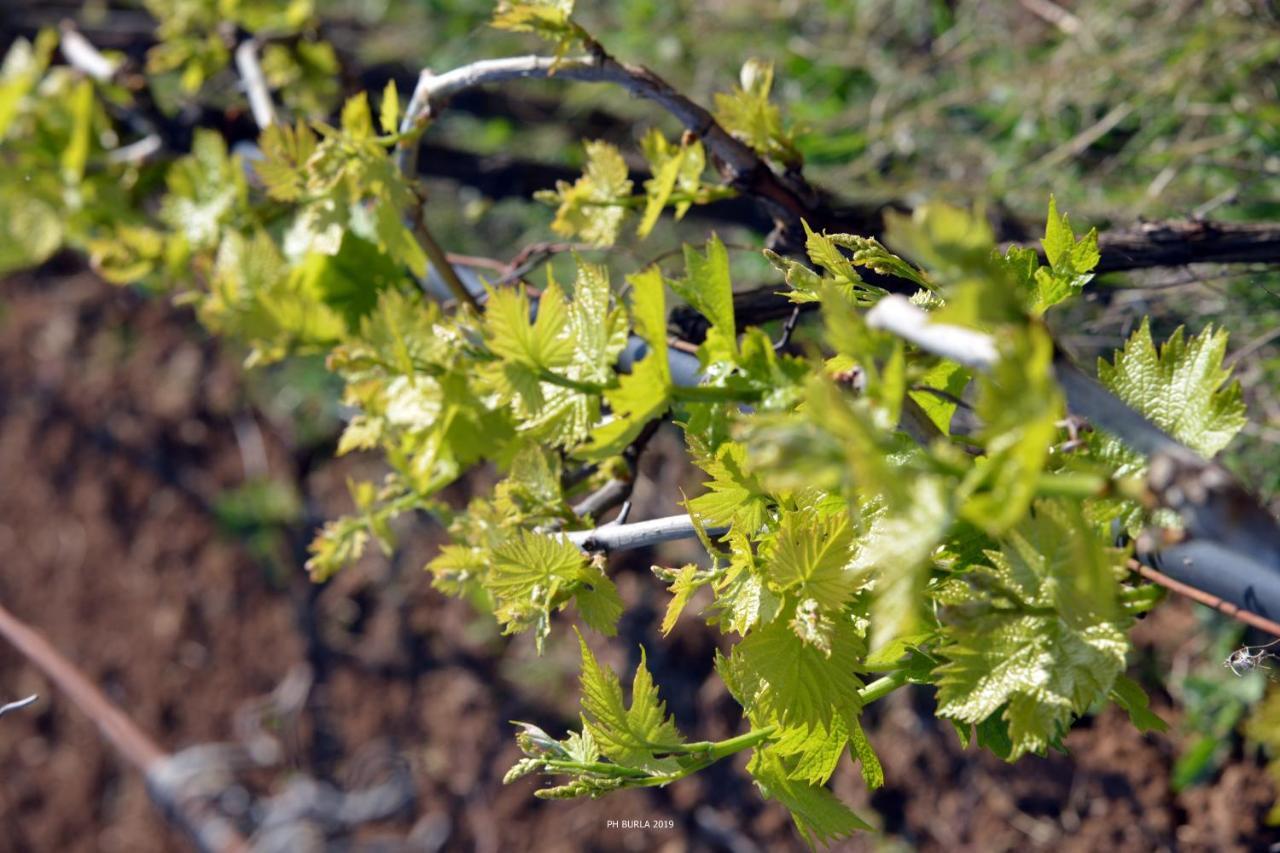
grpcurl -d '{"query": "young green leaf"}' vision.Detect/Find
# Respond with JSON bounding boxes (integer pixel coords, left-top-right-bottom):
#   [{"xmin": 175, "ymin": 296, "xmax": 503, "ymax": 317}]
[
  {"xmin": 934, "ymin": 501, "xmax": 1129, "ymax": 759},
  {"xmin": 1026, "ymin": 195, "xmax": 1100, "ymax": 313},
  {"xmin": 581, "ymin": 266, "xmax": 673, "ymax": 458},
  {"xmin": 963, "ymin": 325, "xmax": 1062, "ymax": 533},
  {"xmin": 485, "ymin": 278, "xmax": 575, "ymax": 370},
  {"xmin": 0, "ymin": 31, "xmax": 58, "ymax": 140},
  {"xmin": 577, "ymin": 634, "xmax": 684, "ymax": 770},
  {"xmin": 771, "ymin": 714, "xmax": 850, "ymax": 786},
  {"xmin": 1110, "ymin": 674, "xmax": 1169, "ymax": 734},
  {"xmin": 852, "ymin": 476, "xmax": 953, "ymax": 652},
  {"xmin": 830, "ymin": 232, "xmax": 931, "ymax": 290},
  {"xmin": 575, "ymin": 560, "xmax": 624, "ymax": 636},
  {"xmin": 481, "ymin": 277, "xmax": 573, "ymax": 416},
  {"xmin": 60, "ymin": 78, "xmax": 94, "ymax": 184},
  {"xmin": 491, "ymin": 0, "xmax": 582, "ymax": 58},
  {"xmin": 803, "ymin": 220, "xmax": 860, "ymax": 282},
  {"xmin": 660, "ymin": 564, "xmax": 704, "ymax": 636},
  {"xmin": 669, "ymin": 234, "xmax": 738, "ymax": 363},
  {"xmin": 537, "ymin": 140, "xmax": 633, "ymax": 247},
  {"xmin": 908, "ymin": 360, "xmax": 971, "ymax": 435},
  {"xmin": 379, "ymin": 78, "xmax": 399, "ymax": 135},
  {"xmin": 713, "ymin": 59, "xmax": 800, "ymax": 166},
  {"xmin": 638, "ymin": 129, "xmax": 709, "ymax": 237},
  {"xmin": 486, "ymin": 530, "xmax": 619, "ymax": 651},
  {"xmin": 748, "ymin": 748, "xmax": 871, "ymax": 846},
  {"xmin": 160, "ymin": 130, "xmax": 248, "ymax": 250},
  {"xmin": 711, "ymin": 534, "xmax": 782, "ymax": 635},
  {"xmin": 339, "ymin": 91, "xmax": 375, "ymax": 139},
  {"xmin": 847, "ymin": 718, "xmax": 884, "ymax": 790},
  {"xmin": 721, "ymin": 616, "xmax": 865, "ymax": 732},
  {"xmin": 688, "ymin": 440, "xmax": 773, "ymax": 532},
  {"xmin": 764, "ymin": 508, "xmax": 857, "ymax": 609},
  {"xmin": 1097, "ymin": 317, "xmax": 1245, "ymax": 458},
  {"xmin": 256, "ymin": 120, "xmax": 319, "ymax": 202}
]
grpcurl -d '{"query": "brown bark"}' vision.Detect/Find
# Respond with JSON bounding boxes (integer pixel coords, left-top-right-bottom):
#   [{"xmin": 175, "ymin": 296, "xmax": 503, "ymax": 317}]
[{"xmin": 1094, "ymin": 219, "xmax": 1280, "ymax": 273}]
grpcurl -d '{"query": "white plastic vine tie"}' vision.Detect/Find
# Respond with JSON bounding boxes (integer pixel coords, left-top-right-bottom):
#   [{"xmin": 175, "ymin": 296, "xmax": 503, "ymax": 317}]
[{"xmin": 865, "ymin": 296, "xmax": 999, "ymax": 371}]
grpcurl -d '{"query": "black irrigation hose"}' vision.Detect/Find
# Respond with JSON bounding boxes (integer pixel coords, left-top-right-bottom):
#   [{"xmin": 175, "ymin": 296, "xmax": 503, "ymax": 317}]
[
  {"xmin": 1144, "ymin": 541, "xmax": 1280, "ymax": 625},
  {"xmin": 1061, "ymin": 355, "xmax": 1280, "ymax": 623}
]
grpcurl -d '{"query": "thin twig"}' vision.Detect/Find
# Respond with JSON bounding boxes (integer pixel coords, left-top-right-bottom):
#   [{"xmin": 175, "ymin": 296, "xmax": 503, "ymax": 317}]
[
  {"xmin": 0, "ymin": 601, "xmax": 249, "ymax": 851},
  {"xmin": 909, "ymin": 384, "xmax": 972, "ymax": 410},
  {"xmin": 1031, "ymin": 102, "xmax": 1133, "ymax": 172},
  {"xmin": 773, "ymin": 305, "xmax": 802, "ymax": 351},
  {"xmin": 446, "ymin": 252, "xmax": 508, "ymax": 273},
  {"xmin": 1130, "ymin": 559, "xmax": 1280, "ymax": 639},
  {"xmin": 1226, "ymin": 325, "xmax": 1280, "ymax": 367},
  {"xmin": 1017, "ymin": 0, "xmax": 1096, "ymax": 47},
  {"xmin": 0, "ymin": 602, "xmax": 166, "ymax": 767},
  {"xmin": 668, "ymin": 335, "xmax": 701, "ymax": 356},
  {"xmin": 393, "ymin": 78, "xmax": 481, "ymax": 311},
  {"xmin": 1191, "ymin": 188, "xmax": 1240, "ymax": 221},
  {"xmin": 497, "ymin": 241, "xmax": 592, "ymax": 286},
  {"xmin": 412, "ymin": 206, "xmax": 481, "ymax": 311},
  {"xmin": 569, "ymin": 417, "xmax": 662, "ymax": 523},
  {"xmin": 394, "ymin": 51, "xmax": 815, "ymax": 241},
  {"xmin": 571, "ymin": 478, "xmax": 632, "ymax": 520},
  {"xmin": 395, "ymin": 68, "xmax": 436, "ymax": 177}
]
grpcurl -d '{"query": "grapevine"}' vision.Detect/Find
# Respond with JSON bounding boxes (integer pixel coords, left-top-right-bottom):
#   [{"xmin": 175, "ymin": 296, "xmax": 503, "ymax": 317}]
[{"xmin": 2, "ymin": 1, "xmax": 1280, "ymax": 846}]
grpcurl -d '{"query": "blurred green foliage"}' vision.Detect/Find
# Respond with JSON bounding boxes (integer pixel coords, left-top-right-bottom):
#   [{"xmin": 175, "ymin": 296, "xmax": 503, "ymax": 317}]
[{"xmin": 324, "ymin": 0, "xmax": 1279, "ymax": 221}]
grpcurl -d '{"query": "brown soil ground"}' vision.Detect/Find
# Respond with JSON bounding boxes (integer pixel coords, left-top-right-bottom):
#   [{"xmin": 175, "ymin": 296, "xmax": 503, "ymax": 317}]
[{"xmin": 0, "ymin": 262, "xmax": 1277, "ymax": 852}]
